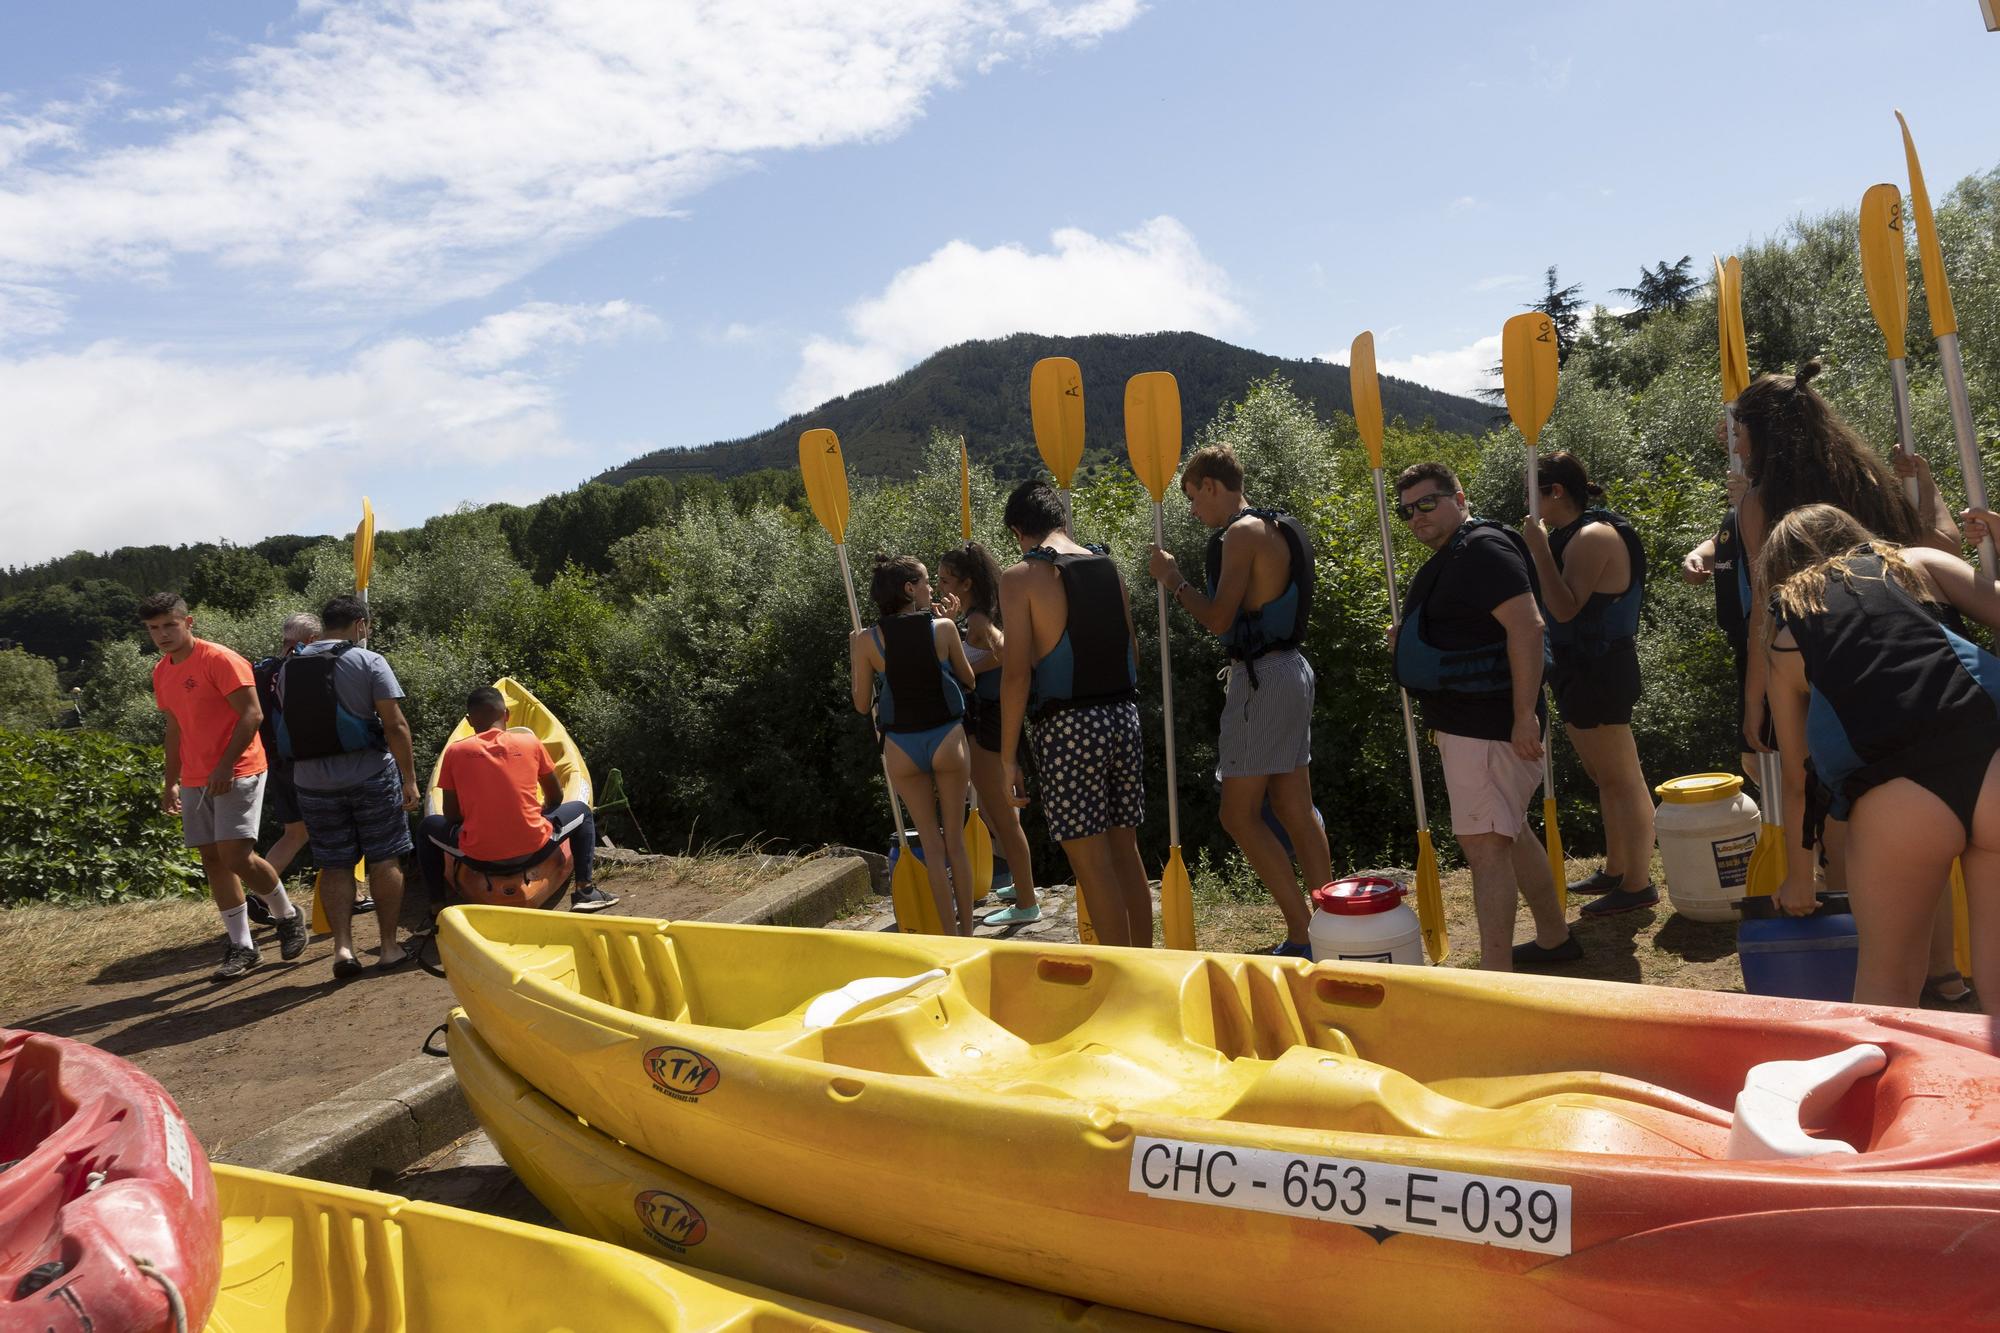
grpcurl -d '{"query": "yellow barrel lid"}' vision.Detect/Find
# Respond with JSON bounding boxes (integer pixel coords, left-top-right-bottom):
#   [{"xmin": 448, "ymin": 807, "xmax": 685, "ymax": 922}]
[{"xmin": 1655, "ymin": 772, "xmax": 1745, "ymax": 804}]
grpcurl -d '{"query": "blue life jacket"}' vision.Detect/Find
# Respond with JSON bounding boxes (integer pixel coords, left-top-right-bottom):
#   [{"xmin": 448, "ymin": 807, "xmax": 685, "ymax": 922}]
[
  {"xmin": 1022, "ymin": 545, "xmax": 1137, "ymax": 717},
  {"xmin": 1204, "ymin": 507, "xmax": 1315, "ymax": 668},
  {"xmin": 273, "ymin": 642, "xmax": 386, "ymax": 761},
  {"xmin": 1546, "ymin": 507, "xmax": 1646, "ymax": 659},
  {"xmin": 1393, "ymin": 518, "xmax": 1550, "ymax": 698},
  {"xmin": 872, "ymin": 612, "xmax": 965, "ymax": 733}
]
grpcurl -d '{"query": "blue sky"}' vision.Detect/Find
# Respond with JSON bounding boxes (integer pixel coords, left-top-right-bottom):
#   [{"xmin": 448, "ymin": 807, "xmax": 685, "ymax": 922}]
[{"xmin": 2, "ymin": 0, "xmax": 1994, "ymax": 565}]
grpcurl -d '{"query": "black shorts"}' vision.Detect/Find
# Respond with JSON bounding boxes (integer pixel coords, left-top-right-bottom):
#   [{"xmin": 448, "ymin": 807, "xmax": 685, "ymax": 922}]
[
  {"xmin": 1552, "ymin": 640, "xmax": 1641, "ymax": 730},
  {"xmin": 965, "ymin": 693, "xmax": 1003, "ymax": 753},
  {"xmin": 265, "ymin": 763, "xmax": 302, "ymax": 825}
]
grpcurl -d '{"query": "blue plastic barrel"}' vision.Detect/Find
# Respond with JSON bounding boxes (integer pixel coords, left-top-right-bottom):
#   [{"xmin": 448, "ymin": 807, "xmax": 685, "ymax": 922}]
[
  {"xmin": 886, "ymin": 831, "xmax": 926, "ymax": 876},
  {"xmin": 1736, "ymin": 901, "xmax": 1859, "ymax": 1002}
]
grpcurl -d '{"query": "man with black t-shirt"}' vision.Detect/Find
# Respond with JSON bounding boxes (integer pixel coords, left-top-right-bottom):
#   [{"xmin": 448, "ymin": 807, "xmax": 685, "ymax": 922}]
[{"xmin": 1389, "ymin": 462, "xmax": 1576, "ymax": 971}]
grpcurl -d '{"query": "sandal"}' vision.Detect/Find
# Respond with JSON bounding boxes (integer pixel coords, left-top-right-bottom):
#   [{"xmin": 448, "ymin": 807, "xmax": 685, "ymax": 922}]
[
  {"xmin": 1922, "ymin": 971, "xmax": 1975, "ymax": 1005},
  {"xmin": 331, "ymin": 954, "xmax": 366, "ymax": 981}
]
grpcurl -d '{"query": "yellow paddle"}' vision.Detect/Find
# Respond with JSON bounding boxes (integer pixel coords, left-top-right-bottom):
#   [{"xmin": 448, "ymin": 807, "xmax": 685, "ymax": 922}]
[
  {"xmin": 1719, "ymin": 260, "xmax": 1789, "ymax": 901},
  {"xmin": 1889, "ymin": 117, "xmax": 1983, "ymax": 978},
  {"xmin": 1859, "ymin": 183, "xmax": 1923, "ymax": 509},
  {"xmin": 1351, "ymin": 332, "xmax": 1447, "ymax": 963},
  {"xmin": 1030, "ymin": 357, "xmax": 1086, "ymax": 533},
  {"xmin": 311, "ymin": 496, "xmax": 380, "ymax": 936},
  {"xmin": 800, "ymin": 428, "xmax": 943, "ymax": 935},
  {"xmin": 1124, "ymin": 371, "xmax": 1196, "ymax": 951},
  {"xmin": 1500, "ymin": 312, "xmax": 1566, "ymax": 910},
  {"xmin": 1028, "ymin": 358, "xmax": 1097, "ymax": 944},
  {"xmin": 957, "ymin": 435, "xmax": 994, "ymax": 903}
]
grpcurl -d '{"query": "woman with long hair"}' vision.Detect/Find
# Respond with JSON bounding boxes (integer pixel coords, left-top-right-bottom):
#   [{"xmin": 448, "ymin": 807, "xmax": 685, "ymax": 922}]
[
  {"xmin": 937, "ymin": 542, "xmax": 1041, "ymax": 925},
  {"xmin": 1520, "ymin": 450, "xmax": 1655, "ymax": 915},
  {"xmin": 849, "ymin": 554, "xmax": 979, "ymax": 934},
  {"xmin": 1760, "ymin": 503, "xmax": 2000, "ymax": 1008}
]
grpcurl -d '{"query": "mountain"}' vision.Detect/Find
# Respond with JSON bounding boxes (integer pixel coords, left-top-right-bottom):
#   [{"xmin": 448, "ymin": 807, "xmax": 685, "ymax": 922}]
[{"xmin": 597, "ymin": 331, "xmax": 1494, "ymax": 485}]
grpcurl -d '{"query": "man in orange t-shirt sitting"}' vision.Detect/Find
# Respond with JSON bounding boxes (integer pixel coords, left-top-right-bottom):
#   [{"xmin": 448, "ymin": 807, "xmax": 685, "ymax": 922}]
[
  {"xmin": 141, "ymin": 591, "xmax": 307, "ymax": 980},
  {"xmin": 416, "ymin": 686, "xmax": 614, "ymax": 913}
]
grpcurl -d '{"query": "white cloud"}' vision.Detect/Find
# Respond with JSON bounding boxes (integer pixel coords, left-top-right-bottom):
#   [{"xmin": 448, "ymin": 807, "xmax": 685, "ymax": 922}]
[
  {"xmin": 0, "ymin": 281, "xmax": 67, "ymax": 338},
  {"xmin": 0, "ymin": 1, "xmax": 1145, "ymax": 308},
  {"xmin": 0, "ymin": 301, "xmax": 653, "ymax": 563},
  {"xmin": 1375, "ymin": 333, "xmax": 1502, "ymax": 400},
  {"xmin": 786, "ymin": 215, "xmax": 1244, "ymax": 410},
  {"xmin": 1469, "ymin": 273, "xmax": 1528, "ymax": 293},
  {"xmin": 1448, "ymin": 195, "xmax": 1479, "ymax": 212}
]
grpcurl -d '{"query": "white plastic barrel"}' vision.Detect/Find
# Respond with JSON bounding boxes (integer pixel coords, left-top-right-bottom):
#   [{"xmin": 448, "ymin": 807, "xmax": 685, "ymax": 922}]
[
  {"xmin": 1654, "ymin": 773, "xmax": 1761, "ymax": 922},
  {"xmin": 1307, "ymin": 877, "xmax": 1426, "ymax": 965}
]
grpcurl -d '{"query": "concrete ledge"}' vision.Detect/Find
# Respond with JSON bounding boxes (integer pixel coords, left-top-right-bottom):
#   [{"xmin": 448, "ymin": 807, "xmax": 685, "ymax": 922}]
[
  {"xmin": 217, "ymin": 1053, "xmax": 472, "ymax": 1188},
  {"xmin": 699, "ymin": 855, "xmax": 872, "ymax": 927}
]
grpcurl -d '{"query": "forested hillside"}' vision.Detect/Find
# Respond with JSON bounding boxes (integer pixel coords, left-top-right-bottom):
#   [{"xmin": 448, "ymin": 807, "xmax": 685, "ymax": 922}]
[{"xmin": 597, "ymin": 331, "xmax": 1496, "ymax": 484}]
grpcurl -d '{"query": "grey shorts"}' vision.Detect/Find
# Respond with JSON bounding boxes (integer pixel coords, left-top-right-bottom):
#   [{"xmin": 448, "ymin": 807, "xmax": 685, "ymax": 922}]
[
  {"xmin": 179, "ymin": 772, "xmax": 268, "ymax": 847},
  {"xmin": 1216, "ymin": 649, "xmax": 1314, "ymax": 779}
]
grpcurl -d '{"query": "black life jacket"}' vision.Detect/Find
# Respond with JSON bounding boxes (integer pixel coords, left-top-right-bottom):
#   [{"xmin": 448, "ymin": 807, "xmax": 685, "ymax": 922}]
[
  {"xmin": 874, "ymin": 612, "xmax": 964, "ymax": 733},
  {"xmin": 274, "ymin": 643, "xmax": 386, "ymax": 761},
  {"xmin": 1546, "ymin": 507, "xmax": 1646, "ymax": 660},
  {"xmin": 1394, "ymin": 518, "xmax": 1550, "ymax": 698},
  {"xmin": 1204, "ymin": 508, "xmax": 1315, "ymax": 673},
  {"xmin": 1022, "ymin": 545, "xmax": 1138, "ymax": 718},
  {"xmin": 1712, "ymin": 508, "xmax": 1749, "ymax": 657},
  {"xmin": 251, "ymin": 654, "xmax": 287, "ymax": 760}
]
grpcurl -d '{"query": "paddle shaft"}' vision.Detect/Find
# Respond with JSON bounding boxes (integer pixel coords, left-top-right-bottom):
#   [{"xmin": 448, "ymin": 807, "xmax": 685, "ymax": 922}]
[
  {"xmin": 1941, "ymin": 334, "xmax": 1997, "ymax": 572},
  {"xmin": 835, "ymin": 544, "xmax": 917, "ymax": 854},
  {"xmin": 1522, "ymin": 442, "xmax": 1558, "ymax": 824},
  {"xmin": 1152, "ymin": 503, "xmax": 1181, "ymax": 848},
  {"xmin": 1887, "ymin": 359, "xmax": 1921, "ymax": 508},
  {"xmin": 1370, "ymin": 468, "xmax": 1430, "ymax": 832},
  {"xmin": 1061, "ymin": 487, "xmax": 1074, "ymax": 537}
]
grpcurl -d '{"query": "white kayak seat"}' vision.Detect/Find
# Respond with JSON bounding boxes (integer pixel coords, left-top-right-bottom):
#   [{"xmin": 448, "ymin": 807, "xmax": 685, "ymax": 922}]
[
  {"xmin": 803, "ymin": 969, "xmax": 949, "ymax": 1029},
  {"xmin": 1725, "ymin": 1042, "xmax": 1888, "ymax": 1160}
]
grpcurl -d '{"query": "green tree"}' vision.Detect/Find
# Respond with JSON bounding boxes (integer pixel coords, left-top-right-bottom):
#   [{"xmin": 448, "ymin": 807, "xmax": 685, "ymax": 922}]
[
  {"xmin": 186, "ymin": 543, "xmax": 283, "ymax": 615},
  {"xmin": 0, "ymin": 648, "xmax": 64, "ymax": 730}
]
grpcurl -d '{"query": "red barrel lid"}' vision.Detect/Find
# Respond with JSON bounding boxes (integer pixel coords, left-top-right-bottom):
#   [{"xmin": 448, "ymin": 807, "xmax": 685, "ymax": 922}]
[{"xmin": 1311, "ymin": 876, "xmax": 1406, "ymax": 915}]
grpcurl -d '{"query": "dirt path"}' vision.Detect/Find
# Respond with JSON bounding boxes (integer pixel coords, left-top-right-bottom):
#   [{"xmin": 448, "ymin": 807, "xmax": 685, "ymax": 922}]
[{"xmin": 3, "ymin": 854, "xmax": 773, "ymax": 1152}]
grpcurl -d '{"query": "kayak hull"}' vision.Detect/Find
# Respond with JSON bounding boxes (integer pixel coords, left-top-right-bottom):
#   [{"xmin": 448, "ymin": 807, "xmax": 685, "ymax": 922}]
[
  {"xmin": 446, "ymin": 1008, "xmax": 1193, "ymax": 1333},
  {"xmin": 0, "ymin": 1028, "xmax": 221, "ymax": 1333},
  {"xmin": 439, "ymin": 909, "xmax": 2000, "ymax": 1333},
  {"xmin": 207, "ymin": 1164, "xmax": 909, "ymax": 1331}
]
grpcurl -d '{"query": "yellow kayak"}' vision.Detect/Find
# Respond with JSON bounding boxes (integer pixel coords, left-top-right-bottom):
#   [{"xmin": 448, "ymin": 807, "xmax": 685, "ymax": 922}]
[
  {"xmin": 439, "ymin": 907, "xmax": 2000, "ymax": 1333},
  {"xmin": 207, "ymin": 1164, "xmax": 909, "ymax": 1331},
  {"xmin": 425, "ymin": 676, "xmax": 592, "ymax": 816},
  {"xmin": 445, "ymin": 1009, "xmax": 1197, "ymax": 1333}
]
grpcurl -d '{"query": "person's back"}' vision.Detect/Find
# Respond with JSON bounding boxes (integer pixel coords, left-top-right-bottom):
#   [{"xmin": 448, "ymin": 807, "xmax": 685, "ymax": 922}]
[{"xmin": 441, "ymin": 729, "xmax": 558, "ymax": 863}]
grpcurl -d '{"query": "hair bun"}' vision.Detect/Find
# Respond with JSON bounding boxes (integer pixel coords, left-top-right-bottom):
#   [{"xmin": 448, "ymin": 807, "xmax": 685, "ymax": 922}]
[
  {"xmin": 1586, "ymin": 481, "xmax": 1606, "ymax": 498},
  {"xmin": 1793, "ymin": 357, "xmax": 1824, "ymax": 388}
]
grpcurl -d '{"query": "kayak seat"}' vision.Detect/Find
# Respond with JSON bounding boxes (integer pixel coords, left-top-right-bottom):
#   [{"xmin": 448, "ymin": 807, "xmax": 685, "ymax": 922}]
[{"xmin": 1726, "ymin": 1043, "xmax": 1886, "ymax": 1159}]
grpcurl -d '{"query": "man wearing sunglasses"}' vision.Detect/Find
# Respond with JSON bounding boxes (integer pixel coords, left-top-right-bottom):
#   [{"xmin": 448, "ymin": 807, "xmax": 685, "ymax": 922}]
[{"xmin": 1389, "ymin": 463, "xmax": 1576, "ymax": 971}]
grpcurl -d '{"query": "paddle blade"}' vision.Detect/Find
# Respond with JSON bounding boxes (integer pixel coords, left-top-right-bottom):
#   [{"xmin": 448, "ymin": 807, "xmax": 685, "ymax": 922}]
[
  {"xmin": 798, "ymin": 428, "xmax": 851, "ymax": 541},
  {"xmin": 353, "ymin": 497, "xmax": 376, "ymax": 592},
  {"xmin": 1744, "ymin": 814, "xmax": 1786, "ymax": 898},
  {"xmin": 1500, "ymin": 312, "xmax": 1559, "ymax": 446},
  {"xmin": 1859, "ymin": 183, "xmax": 1910, "ymax": 361},
  {"xmin": 889, "ymin": 843, "xmax": 936, "ymax": 934},
  {"xmin": 1349, "ymin": 331, "xmax": 1386, "ymax": 469},
  {"xmin": 1160, "ymin": 846, "xmax": 1195, "ymax": 951},
  {"xmin": 1721, "ymin": 257, "xmax": 1749, "ymax": 400},
  {"xmin": 1029, "ymin": 357, "xmax": 1086, "ymax": 486},
  {"xmin": 1544, "ymin": 795, "xmax": 1565, "ymax": 914},
  {"xmin": 1124, "ymin": 371, "xmax": 1183, "ymax": 502},
  {"xmin": 309, "ymin": 859, "xmax": 365, "ymax": 935},
  {"xmin": 1415, "ymin": 830, "xmax": 1447, "ymax": 964},
  {"xmin": 958, "ymin": 437, "xmax": 973, "ymax": 541},
  {"xmin": 1896, "ymin": 110, "xmax": 1957, "ymax": 337},
  {"xmin": 965, "ymin": 805, "xmax": 993, "ymax": 900},
  {"xmin": 1075, "ymin": 886, "xmax": 1098, "ymax": 946}
]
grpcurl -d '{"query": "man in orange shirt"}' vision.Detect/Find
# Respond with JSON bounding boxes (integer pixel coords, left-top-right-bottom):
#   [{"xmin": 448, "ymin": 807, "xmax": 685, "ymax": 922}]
[
  {"xmin": 141, "ymin": 592, "xmax": 307, "ymax": 979},
  {"xmin": 415, "ymin": 686, "xmax": 613, "ymax": 913}
]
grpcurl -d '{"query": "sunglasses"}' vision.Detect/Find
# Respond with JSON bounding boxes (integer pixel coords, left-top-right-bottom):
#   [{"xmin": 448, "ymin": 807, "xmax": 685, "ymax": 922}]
[{"xmin": 1395, "ymin": 492, "xmax": 1451, "ymax": 521}]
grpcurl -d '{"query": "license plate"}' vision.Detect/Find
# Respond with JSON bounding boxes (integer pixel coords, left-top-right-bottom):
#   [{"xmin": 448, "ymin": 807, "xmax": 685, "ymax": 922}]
[{"xmin": 1128, "ymin": 1135, "xmax": 1571, "ymax": 1256}]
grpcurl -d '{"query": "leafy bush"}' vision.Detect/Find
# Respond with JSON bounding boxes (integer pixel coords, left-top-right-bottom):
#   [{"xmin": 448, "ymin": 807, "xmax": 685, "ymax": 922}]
[{"xmin": 0, "ymin": 728, "xmax": 200, "ymax": 904}]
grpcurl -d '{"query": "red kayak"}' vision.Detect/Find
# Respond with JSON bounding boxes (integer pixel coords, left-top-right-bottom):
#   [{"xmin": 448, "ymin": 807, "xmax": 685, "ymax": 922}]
[{"xmin": 0, "ymin": 1029, "xmax": 220, "ymax": 1332}]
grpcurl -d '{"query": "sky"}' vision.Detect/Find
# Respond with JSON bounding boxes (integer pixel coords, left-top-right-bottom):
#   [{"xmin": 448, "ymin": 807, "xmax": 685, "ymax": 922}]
[{"xmin": 1, "ymin": 0, "xmax": 1995, "ymax": 566}]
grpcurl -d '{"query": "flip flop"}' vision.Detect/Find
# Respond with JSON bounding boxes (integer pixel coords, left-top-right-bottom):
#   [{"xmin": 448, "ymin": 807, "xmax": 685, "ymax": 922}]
[
  {"xmin": 331, "ymin": 955, "xmax": 365, "ymax": 981},
  {"xmin": 980, "ymin": 905, "xmax": 1042, "ymax": 927},
  {"xmin": 375, "ymin": 950, "xmax": 413, "ymax": 974}
]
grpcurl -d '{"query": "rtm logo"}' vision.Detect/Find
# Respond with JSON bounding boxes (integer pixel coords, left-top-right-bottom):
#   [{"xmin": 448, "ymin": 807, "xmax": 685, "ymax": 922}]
[
  {"xmin": 634, "ymin": 1190, "xmax": 709, "ymax": 1250},
  {"xmin": 643, "ymin": 1045, "xmax": 721, "ymax": 1100}
]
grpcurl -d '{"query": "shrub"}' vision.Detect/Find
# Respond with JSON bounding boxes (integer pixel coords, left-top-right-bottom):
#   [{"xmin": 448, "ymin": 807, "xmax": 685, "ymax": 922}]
[{"xmin": 0, "ymin": 728, "xmax": 200, "ymax": 904}]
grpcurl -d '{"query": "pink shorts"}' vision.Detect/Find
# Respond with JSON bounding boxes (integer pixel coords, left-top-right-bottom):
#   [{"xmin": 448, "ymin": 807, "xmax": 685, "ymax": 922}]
[{"xmin": 1436, "ymin": 731, "xmax": 1543, "ymax": 839}]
